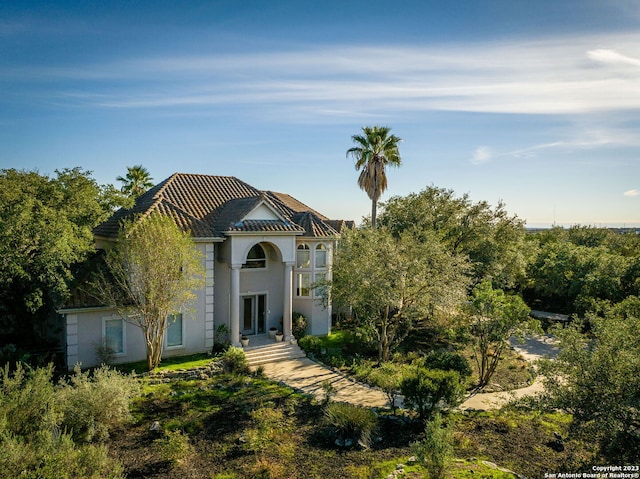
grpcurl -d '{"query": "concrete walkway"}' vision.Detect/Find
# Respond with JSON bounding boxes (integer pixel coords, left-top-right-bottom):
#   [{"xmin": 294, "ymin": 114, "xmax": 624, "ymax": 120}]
[
  {"xmin": 257, "ymin": 334, "xmax": 559, "ymax": 411},
  {"xmin": 460, "ymin": 334, "xmax": 559, "ymax": 411},
  {"xmin": 258, "ymin": 357, "xmax": 391, "ymax": 408}
]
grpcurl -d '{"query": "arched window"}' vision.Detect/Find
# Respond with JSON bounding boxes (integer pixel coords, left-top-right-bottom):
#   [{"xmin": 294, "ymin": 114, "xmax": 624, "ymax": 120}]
[
  {"xmin": 296, "ymin": 244, "xmax": 310, "ymax": 268},
  {"xmin": 315, "ymin": 244, "xmax": 327, "ymax": 268},
  {"xmin": 243, "ymin": 244, "xmax": 266, "ymax": 269}
]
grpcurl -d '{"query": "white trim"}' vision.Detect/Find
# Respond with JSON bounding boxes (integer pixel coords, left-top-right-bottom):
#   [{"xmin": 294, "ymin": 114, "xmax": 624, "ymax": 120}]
[{"xmin": 225, "ymin": 230, "xmax": 303, "ymax": 237}]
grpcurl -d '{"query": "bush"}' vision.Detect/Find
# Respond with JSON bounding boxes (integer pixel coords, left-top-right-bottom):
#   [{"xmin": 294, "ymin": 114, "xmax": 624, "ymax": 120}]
[
  {"xmin": 424, "ymin": 350, "xmax": 472, "ymax": 379},
  {"xmin": 400, "ymin": 367, "xmax": 464, "ymax": 422},
  {"xmin": 0, "ymin": 363, "xmax": 125, "ymax": 478},
  {"xmin": 0, "ymin": 362, "xmax": 60, "ymax": 437},
  {"xmin": 0, "ymin": 429, "xmax": 124, "ymax": 479},
  {"xmin": 56, "ymin": 365, "xmax": 140, "ymax": 443},
  {"xmin": 292, "ymin": 312, "xmax": 308, "ymax": 339},
  {"xmin": 366, "ymin": 362, "xmax": 405, "ymax": 412},
  {"xmin": 298, "ymin": 335, "xmax": 322, "ymax": 355},
  {"xmin": 221, "ymin": 346, "xmax": 249, "ymax": 375},
  {"xmin": 411, "ymin": 412, "xmax": 453, "ymax": 479},
  {"xmin": 155, "ymin": 429, "xmax": 193, "ymax": 466},
  {"xmin": 323, "ymin": 402, "xmax": 378, "ymax": 448}
]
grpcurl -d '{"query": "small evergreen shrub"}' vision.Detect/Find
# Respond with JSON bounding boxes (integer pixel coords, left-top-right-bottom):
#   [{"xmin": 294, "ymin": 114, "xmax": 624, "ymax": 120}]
[
  {"xmin": 221, "ymin": 346, "xmax": 249, "ymax": 375},
  {"xmin": 56, "ymin": 365, "xmax": 140, "ymax": 443},
  {"xmin": 298, "ymin": 335, "xmax": 322, "ymax": 355},
  {"xmin": 400, "ymin": 367, "xmax": 464, "ymax": 422},
  {"xmin": 156, "ymin": 429, "xmax": 193, "ymax": 466},
  {"xmin": 292, "ymin": 312, "xmax": 308, "ymax": 339},
  {"xmin": 424, "ymin": 350, "xmax": 472, "ymax": 379},
  {"xmin": 411, "ymin": 412, "xmax": 453, "ymax": 479},
  {"xmin": 323, "ymin": 402, "xmax": 378, "ymax": 448}
]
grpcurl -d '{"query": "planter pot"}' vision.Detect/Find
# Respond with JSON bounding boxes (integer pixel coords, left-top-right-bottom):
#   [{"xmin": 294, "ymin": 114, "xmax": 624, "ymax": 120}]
[
  {"xmin": 240, "ymin": 338, "xmax": 249, "ymax": 347},
  {"xmin": 268, "ymin": 329, "xmax": 277, "ymax": 339},
  {"xmin": 275, "ymin": 334, "xmax": 283, "ymax": 342}
]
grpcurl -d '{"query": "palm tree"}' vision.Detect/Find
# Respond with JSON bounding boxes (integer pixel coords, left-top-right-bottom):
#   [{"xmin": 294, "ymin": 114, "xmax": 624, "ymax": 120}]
[
  {"xmin": 116, "ymin": 165, "xmax": 154, "ymax": 199},
  {"xmin": 346, "ymin": 126, "xmax": 402, "ymax": 228}
]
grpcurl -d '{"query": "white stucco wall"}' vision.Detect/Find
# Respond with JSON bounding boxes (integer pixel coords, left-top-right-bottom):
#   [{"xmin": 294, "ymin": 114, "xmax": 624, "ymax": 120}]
[{"xmin": 65, "ymin": 242, "xmax": 212, "ymax": 369}]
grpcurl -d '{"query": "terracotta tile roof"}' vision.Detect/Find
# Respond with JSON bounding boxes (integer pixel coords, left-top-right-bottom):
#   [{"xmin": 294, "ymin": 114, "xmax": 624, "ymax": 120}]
[
  {"xmin": 94, "ymin": 173, "xmax": 347, "ymax": 240},
  {"xmin": 293, "ymin": 211, "xmax": 340, "ymax": 237},
  {"xmin": 227, "ymin": 219, "xmax": 306, "ymax": 233},
  {"xmin": 266, "ymin": 191, "xmax": 329, "ymax": 220}
]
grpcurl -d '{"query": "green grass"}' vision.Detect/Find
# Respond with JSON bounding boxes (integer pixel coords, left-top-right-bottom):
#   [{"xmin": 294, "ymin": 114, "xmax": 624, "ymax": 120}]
[{"xmin": 115, "ymin": 353, "xmax": 211, "ymax": 374}]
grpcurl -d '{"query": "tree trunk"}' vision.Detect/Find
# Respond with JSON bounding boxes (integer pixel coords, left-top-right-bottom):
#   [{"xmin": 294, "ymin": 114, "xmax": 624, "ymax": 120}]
[{"xmin": 371, "ymin": 199, "xmax": 377, "ymax": 229}]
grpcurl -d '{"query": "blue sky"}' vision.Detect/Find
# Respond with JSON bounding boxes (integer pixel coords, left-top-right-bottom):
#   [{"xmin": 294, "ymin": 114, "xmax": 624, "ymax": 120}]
[{"xmin": 2, "ymin": 1, "xmax": 640, "ymax": 227}]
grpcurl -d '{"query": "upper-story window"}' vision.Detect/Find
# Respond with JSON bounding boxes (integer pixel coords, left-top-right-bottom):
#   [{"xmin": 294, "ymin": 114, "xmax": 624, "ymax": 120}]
[
  {"xmin": 243, "ymin": 244, "xmax": 266, "ymax": 269},
  {"xmin": 315, "ymin": 244, "xmax": 327, "ymax": 268},
  {"xmin": 296, "ymin": 244, "xmax": 310, "ymax": 268}
]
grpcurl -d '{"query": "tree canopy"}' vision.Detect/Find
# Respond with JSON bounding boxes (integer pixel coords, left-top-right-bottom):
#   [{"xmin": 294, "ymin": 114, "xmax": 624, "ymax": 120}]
[
  {"xmin": 465, "ymin": 280, "xmax": 534, "ymax": 388},
  {"xmin": 346, "ymin": 126, "xmax": 402, "ymax": 228},
  {"xmin": 524, "ymin": 226, "xmax": 640, "ymax": 315},
  {"xmin": 330, "ymin": 227, "xmax": 470, "ymax": 361},
  {"xmin": 91, "ymin": 213, "xmax": 204, "ymax": 370},
  {"xmin": 540, "ymin": 296, "xmax": 640, "ymax": 461},
  {"xmin": 0, "ymin": 168, "xmax": 124, "ymax": 350},
  {"xmin": 378, "ymin": 185, "xmax": 529, "ymax": 288}
]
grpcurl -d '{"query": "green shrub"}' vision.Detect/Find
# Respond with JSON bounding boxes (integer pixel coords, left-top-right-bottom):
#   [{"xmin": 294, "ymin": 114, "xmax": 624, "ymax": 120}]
[
  {"xmin": 298, "ymin": 335, "xmax": 322, "ymax": 355},
  {"xmin": 366, "ymin": 362, "xmax": 405, "ymax": 412},
  {"xmin": 0, "ymin": 362, "xmax": 60, "ymax": 437},
  {"xmin": 155, "ymin": 429, "xmax": 193, "ymax": 466},
  {"xmin": 56, "ymin": 365, "xmax": 140, "ymax": 443},
  {"xmin": 292, "ymin": 312, "xmax": 308, "ymax": 339},
  {"xmin": 221, "ymin": 346, "xmax": 249, "ymax": 375},
  {"xmin": 0, "ymin": 364, "xmax": 126, "ymax": 478},
  {"xmin": 411, "ymin": 412, "xmax": 453, "ymax": 479},
  {"xmin": 424, "ymin": 350, "xmax": 472, "ymax": 379},
  {"xmin": 0, "ymin": 429, "xmax": 124, "ymax": 479},
  {"xmin": 400, "ymin": 367, "xmax": 464, "ymax": 422},
  {"xmin": 324, "ymin": 402, "xmax": 378, "ymax": 448}
]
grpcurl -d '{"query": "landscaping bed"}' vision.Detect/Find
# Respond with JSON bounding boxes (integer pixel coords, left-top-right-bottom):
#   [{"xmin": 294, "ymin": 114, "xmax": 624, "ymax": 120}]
[{"xmin": 102, "ymin": 356, "xmax": 589, "ymax": 479}]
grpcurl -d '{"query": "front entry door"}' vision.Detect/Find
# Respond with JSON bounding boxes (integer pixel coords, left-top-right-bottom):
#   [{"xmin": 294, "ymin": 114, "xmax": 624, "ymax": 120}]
[{"xmin": 241, "ymin": 294, "xmax": 266, "ymax": 335}]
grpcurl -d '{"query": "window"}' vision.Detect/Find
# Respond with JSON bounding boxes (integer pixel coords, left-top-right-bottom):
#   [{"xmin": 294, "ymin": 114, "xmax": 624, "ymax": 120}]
[
  {"xmin": 296, "ymin": 272, "xmax": 311, "ymax": 297},
  {"xmin": 315, "ymin": 244, "xmax": 327, "ymax": 268},
  {"xmin": 296, "ymin": 244, "xmax": 310, "ymax": 268},
  {"xmin": 103, "ymin": 317, "xmax": 124, "ymax": 355},
  {"xmin": 166, "ymin": 313, "xmax": 184, "ymax": 349},
  {"xmin": 243, "ymin": 244, "xmax": 266, "ymax": 269}
]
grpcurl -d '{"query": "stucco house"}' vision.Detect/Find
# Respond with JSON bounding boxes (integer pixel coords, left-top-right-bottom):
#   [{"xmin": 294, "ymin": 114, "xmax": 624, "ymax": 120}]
[{"xmin": 59, "ymin": 173, "xmax": 352, "ymax": 369}]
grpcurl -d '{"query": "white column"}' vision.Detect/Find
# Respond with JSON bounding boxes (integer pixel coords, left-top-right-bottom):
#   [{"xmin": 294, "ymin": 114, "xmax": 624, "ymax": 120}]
[
  {"xmin": 230, "ymin": 264, "xmax": 241, "ymax": 347},
  {"xmin": 283, "ymin": 262, "xmax": 294, "ymax": 341}
]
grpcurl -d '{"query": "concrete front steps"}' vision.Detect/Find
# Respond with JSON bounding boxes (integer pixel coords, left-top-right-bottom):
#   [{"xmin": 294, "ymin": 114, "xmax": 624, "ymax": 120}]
[{"xmin": 243, "ymin": 341, "xmax": 307, "ymax": 367}]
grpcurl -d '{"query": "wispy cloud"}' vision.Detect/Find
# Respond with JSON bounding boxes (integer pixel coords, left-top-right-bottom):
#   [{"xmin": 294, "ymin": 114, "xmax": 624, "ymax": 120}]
[
  {"xmin": 624, "ymin": 189, "xmax": 640, "ymax": 197},
  {"xmin": 587, "ymin": 48, "xmax": 640, "ymax": 67},
  {"xmin": 471, "ymin": 146, "xmax": 493, "ymax": 165},
  {"xmin": 7, "ymin": 32, "xmax": 640, "ymax": 119}
]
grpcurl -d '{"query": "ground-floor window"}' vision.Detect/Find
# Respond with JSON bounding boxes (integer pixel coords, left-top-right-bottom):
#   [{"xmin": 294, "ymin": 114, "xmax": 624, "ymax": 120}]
[
  {"xmin": 296, "ymin": 272, "xmax": 311, "ymax": 297},
  {"xmin": 166, "ymin": 313, "xmax": 184, "ymax": 349},
  {"xmin": 103, "ymin": 317, "xmax": 125, "ymax": 355}
]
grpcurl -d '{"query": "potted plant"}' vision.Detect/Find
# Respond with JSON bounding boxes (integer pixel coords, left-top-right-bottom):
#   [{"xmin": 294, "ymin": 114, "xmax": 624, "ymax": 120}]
[
  {"xmin": 275, "ymin": 330, "xmax": 284, "ymax": 342},
  {"xmin": 240, "ymin": 335, "xmax": 250, "ymax": 347},
  {"xmin": 268, "ymin": 326, "xmax": 278, "ymax": 339}
]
